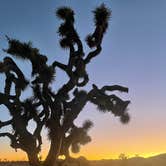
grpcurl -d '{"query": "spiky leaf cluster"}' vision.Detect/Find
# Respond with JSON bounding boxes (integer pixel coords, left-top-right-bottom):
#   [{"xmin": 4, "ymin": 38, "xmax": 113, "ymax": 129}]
[
  {"xmin": 93, "ymin": 3, "xmax": 111, "ymax": 27},
  {"xmin": 56, "ymin": 7, "xmax": 75, "ymax": 22},
  {"xmin": 86, "ymin": 3, "xmax": 111, "ymax": 48},
  {"xmin": 56, "ymin": 7, "xmax": 81, "ymax": 49},
  {"xmin": 69, "ymin": 121, "xmax": 93, "ymax": 153},
  {"xmin": 4, "ymin": 37, "xmax": 39, "ymax": 60},
  {"xmin": 89, "ymin": 85, "xmax": 130, "ymax": 123}
]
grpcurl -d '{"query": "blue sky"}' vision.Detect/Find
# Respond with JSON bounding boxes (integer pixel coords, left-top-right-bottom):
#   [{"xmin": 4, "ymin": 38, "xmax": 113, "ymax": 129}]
[{"xmin": 0, "ymin": 0, "xmax": 166, "ymax": 160}]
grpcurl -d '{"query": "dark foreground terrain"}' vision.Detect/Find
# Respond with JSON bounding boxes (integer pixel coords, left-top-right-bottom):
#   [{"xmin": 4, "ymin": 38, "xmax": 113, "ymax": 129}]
[
  {"xmin": 91, "ymin": 154, "xmax": 166, "ymax": 166},
  {"xmin": 1, "ymin": 154, "xmax": 166, "ymax": 166}
]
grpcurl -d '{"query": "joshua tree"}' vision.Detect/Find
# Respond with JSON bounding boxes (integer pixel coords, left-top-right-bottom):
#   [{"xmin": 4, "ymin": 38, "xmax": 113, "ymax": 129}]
[
  {"xmin": 119, "ymin": 153, "xmax": 128, "ymax": 166},
  {"xmin": 0, "ymin": 4, "xmax": 130, "ymax": 166}
]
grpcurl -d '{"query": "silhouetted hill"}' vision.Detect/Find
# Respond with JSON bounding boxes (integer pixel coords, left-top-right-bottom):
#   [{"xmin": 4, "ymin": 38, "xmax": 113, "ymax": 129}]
[{"xmin": 90, "ymin": 153, "xmax": 166, "ymax": 166}]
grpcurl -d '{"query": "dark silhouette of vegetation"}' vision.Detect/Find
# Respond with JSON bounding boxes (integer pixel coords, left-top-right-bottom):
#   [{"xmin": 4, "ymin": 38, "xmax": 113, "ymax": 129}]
[
  {"xmin": 0, "ymin": 4, "xmax": 130, "ymax": 166},
  {"xmin": 118, "ymin": 153, "xmax": 128, "ymax": 166}
]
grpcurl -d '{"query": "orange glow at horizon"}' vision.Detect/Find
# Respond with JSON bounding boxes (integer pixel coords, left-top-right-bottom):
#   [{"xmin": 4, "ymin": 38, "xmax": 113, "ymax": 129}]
[
  {"xmin": 1, "ymin": 139, "xmax": 166, "ymax": 161},
  {"xmin": 1, "ymin": 150, "xmax": 166, "ymax": 161}
]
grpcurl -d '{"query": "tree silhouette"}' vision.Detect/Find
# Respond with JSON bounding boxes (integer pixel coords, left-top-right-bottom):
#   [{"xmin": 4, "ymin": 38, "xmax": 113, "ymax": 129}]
[
  {"xmin": 0, "ymin": 4, "xmax": 130, "ymax": 166},
  {"xmin": 119, "ymin": 153, "xmax": 128, "ymax": 166}
]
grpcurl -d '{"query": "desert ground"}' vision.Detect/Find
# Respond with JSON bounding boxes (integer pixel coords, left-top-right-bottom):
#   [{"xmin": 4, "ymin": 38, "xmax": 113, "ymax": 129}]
[{"xmin": 1, "ymin": 154, "xmax": 166, "ymax": 166}]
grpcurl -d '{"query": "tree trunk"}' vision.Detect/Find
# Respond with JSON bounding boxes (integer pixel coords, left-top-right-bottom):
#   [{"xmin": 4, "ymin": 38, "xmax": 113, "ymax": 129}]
[
  {"xmin": 27, "ymin": 152, "xmax": 40, "ymax": 166},
  {"xmin": 43, "ymin": 134, "xmax": 63, "ymax": 166}
]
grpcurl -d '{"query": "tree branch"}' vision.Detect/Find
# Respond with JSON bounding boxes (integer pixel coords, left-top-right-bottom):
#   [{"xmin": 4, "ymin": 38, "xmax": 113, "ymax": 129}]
[
  {"xmin": 0, "ymin": 132, "xmax": 21, "ymax": 150},
  {"xmin": 0, "ymin": 92, "xmax": 16, "ymax": 104},
  {"xmin": 62, "ymin": 90, "xmax": 88, "ymax": 132},
  {"xmin": 33, "ymin": 120, "xmax": 44, "ymax": 152},
  {"xmin": 84, "ymin": 45, "xmax": 102, "ymax": 64},
  {"xmin": 0, "ymin": 119, "xmax": 13, "ymax": 128},
  {"xmin": 101, "ymin": 85, "xmax": 129, "ymax": 93},
  {"xmin": 52, "ymin": 61, "xmax": 67, "ymax": 72},
  {"xmin": 88, "ymin": 84, "xmax": 130, "ymax": 117}
]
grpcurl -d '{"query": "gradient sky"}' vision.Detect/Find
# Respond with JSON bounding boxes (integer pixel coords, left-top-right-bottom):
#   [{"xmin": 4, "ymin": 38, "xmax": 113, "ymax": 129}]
[{"xmin": 0, "ymin": 0, "xmax": 166, "ymax": 161}]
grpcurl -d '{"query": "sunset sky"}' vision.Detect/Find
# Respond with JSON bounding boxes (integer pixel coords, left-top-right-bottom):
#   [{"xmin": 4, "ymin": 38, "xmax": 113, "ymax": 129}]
[{"xmin": 0, "ymin": 0, "xmax": 166, "ymax": 161}]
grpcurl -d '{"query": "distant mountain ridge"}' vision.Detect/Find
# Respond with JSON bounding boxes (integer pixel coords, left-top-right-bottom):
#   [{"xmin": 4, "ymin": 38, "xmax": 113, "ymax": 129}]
[{"xmin": 90, "ymin": 153, "xmax": 166, "ymax": 166}]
